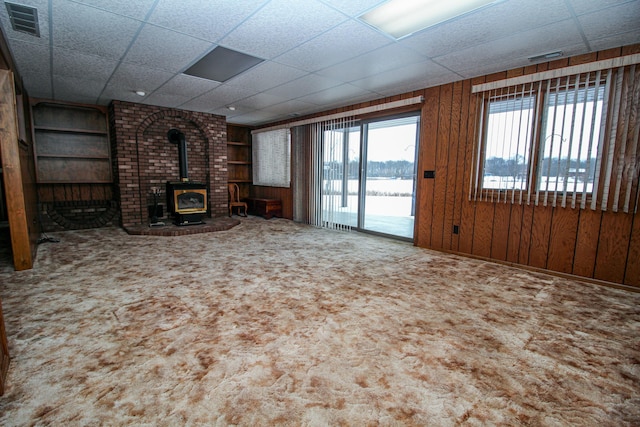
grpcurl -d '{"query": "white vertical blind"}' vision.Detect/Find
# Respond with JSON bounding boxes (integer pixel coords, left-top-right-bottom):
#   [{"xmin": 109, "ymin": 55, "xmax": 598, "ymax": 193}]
[
  {"xmin": 309, "ymin": 116, "xmax": 357, "ymax": 231},
  {"xmin": 471, "ymin": 64, "xmax": 640, "ymax": 213}
]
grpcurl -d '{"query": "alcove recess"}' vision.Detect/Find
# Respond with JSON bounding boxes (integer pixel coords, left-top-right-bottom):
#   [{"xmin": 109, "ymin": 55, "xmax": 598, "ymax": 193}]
[
  {"xmin": 226, "ymin": 124, "xmax": 252, "ymax": 200},
  {"xmin": 32, "ymin": 100, "xmax": 117, "ymax": 231},
  {"xmin": 32, "ymin": 101, "xmax": 111, "ymax": 184}
]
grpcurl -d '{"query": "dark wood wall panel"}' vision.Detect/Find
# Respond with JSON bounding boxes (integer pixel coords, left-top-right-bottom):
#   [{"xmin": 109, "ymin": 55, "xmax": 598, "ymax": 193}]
[
  {"xmin": 415, "ymin": 45, "xmax": 640, "ymax": 289},
  {"xmin": 625, "ymin": 216, "xmax": 640, "ymax": 287},
  {"xmin": 594, "ymin": 213, "xmax": 633, "ymax": 283},
  {"xmin": 490, "ymin": 203, "xmax": 511, "ymax": 261},
  {"xmin": 432, "ymin": 83, "xmax": 453, "ymax": 250},
  {"xmin": 572, "ymin": 210, "xmax": 601, "ymax": 278},
  {"xmin": 443, "ymin": 81, "xmax": 463, "ymax": 251},
  {"xmin": 416, "ymin": 87, "xmax": 439, "ymax": 248},
  {"xmin": 451, "ymin": 79, "xmax": 472, "ymax": 252},
  {"xmin": 506, "ymin": 204, "xmax": 524, "ymax": 264},
  {"xmin": 547, "ymin": 207, "xmax": 580, "ymax": 274},
  {"xmin": 528, "ymin": 205, "xmax": 553, "ymax": 269}
]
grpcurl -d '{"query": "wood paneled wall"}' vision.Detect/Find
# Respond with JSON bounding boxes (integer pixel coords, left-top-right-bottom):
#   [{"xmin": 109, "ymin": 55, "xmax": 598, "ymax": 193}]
[{"xmin": 416, "ymin": 45, "xmax": 640, "ymax": 289}]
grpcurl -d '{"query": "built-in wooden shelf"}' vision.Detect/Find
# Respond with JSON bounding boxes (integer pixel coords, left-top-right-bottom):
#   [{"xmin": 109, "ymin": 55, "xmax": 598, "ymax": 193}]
[
  {"xmin": 33, "ymin": 102, "xmax": 111, "ymax": 184},
  {"xmin": 227, "ymin": 126, "xmax": 252, "ymax": 199}
]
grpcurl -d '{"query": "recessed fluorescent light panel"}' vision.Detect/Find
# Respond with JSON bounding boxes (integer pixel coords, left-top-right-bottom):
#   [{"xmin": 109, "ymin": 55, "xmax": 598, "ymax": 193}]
[
  {"xmin": 360, "ymin": 0, "xmax": 498, "ymax": 40},
  {"xmin": 184, "ymin": 46, "xmax": 264, "ymax": 82}
]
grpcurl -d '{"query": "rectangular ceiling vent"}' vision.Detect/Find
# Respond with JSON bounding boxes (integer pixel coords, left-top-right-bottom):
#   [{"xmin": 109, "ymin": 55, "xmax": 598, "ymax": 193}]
[
  {"xmin": 184, "ymin": 46, "xmax": 264, "ymax": 82},
  {"xmin": 5, "ymin": 2, "xmax": 40, "ymax": 37}
]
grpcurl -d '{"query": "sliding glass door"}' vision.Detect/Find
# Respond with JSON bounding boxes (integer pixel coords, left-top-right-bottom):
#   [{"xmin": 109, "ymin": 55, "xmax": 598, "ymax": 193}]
[
  {"xmin": 361, "ymin": 115, "xmax": 419, "ymax": 239},
  {"xmin": 321, "ymin": 113, "xmax": 419, "ymax": 240}
]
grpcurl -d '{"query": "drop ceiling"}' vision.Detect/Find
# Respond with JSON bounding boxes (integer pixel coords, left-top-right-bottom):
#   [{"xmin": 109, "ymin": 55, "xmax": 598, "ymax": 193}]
[{"xmin": 0, "ymin": 0, "xmax": 639, "ymax": 126}]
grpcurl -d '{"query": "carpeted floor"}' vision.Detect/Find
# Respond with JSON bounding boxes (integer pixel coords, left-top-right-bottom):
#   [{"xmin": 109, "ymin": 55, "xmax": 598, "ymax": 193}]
[{"xmin": 0, "ymin": 217, "xmax": 638, "ymax": 426}]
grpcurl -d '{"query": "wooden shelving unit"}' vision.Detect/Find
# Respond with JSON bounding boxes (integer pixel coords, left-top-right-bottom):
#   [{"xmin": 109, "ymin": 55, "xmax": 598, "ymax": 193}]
[
  {"xmin": 32, "ymin": 102, "xmax": 111, "ymax": 183},
  {"xmin": 227, "ymin": 125, "xmax": 252, "ymax": 199}
]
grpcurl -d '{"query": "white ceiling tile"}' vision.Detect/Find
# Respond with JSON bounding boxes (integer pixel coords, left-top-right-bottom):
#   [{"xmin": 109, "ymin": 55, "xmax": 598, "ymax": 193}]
[
  {"xmin": 122, "ymin": 25, "xmax": 213, "ymax": 73},
  {"xmin": 6, "ymin": 39, "xmax": 50, "ymax": 77},
  {"xmin": 149, "ymin": 0, "xmax": 267, "ymax": 42},
  {"xmin": 274, "ymin": 20, "xmax": 392, "ymax": 72},
  {"xmin": 223, "ymin": 61, "xmax": 307, "ymax": 92},
  {"xmin": 153, "ymin": 74, "xmax": 221, "ymax": 98},
  {"xmin": 70, "ymin": 0, "xmax": 156, "ymax": 20},
  {"xmin": 317, "ymin": 44, "xmax": 428, "ymax": 82},
  {"xmin": 455, "ymin": 43, "xmax": 587, "ymax": 79},
  {"xmin": 400, "ymin": 0, "xmax": 572, "ymax": 58},
  {"xmin": 434, "ymin": 20, "xmax": 586, "ymax": 74},
  {"xmin": 179, "ymin": 84, "xmax": 257, "ymax": 112},
  {"xmin": 225, "ymin": 110, "xmax": 283, "ymax": 126},
  {"xmin": 319, "ymin": 0, "xmax": 387, "ymax": 17},
  {"xmin": 233, "ymin": 92, "xmax": 290, "ymax": 110},
  {"xmin": 142, "ymin": 92, "xmax": 197, "ymax": 109},
  {"xmin": 52, "ymin": 0, "xmax": 141, "ymax": 60},
  {"xmin": 588, "ymin": 29, "xmax": 640, "ymax": 52},
  {"xmin": 567, "ymin": 0, "xmax": 638, "ymax": 15},
  {"xmin": 53, "ymin": 74, "xmax": 106, "ymax": 103},
  {"xmin": 296, "ymin": 83, "xmax": 377, "ymax": 105},
  {"xmin": 263, "ymin": 99, "xmax": 319, "ymax": 115},
  {"xmin": 53, "ymin": 47, "xmax": 119, "ymax": 80},
  {"xmin": 263, "ymin": 73, "xmax": 342, "ymax": 99},
  {"xmin": 577, "ymin": 2, "xmax": 640, "ymax": 42},
  {"xmin": 351, "ymin": 60, "xmax": 455, "ymax": 94},
  {"xmin": 103, "ymin": 63, "xmax": 174, "ymax": 98},
  {"xmin": 219, "ymin": 0, "xmax": 347, "ymax": 59}
]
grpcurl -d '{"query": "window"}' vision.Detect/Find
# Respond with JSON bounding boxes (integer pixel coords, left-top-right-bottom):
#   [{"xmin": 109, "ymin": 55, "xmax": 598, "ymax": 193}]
[
  {"xmin": 482, "ymin": 92, "xmax": 535, "ymax": 191},
  {"xmin": 471, "ymin": 61, "xmax": 640, "ymax": 212},
  {"xmin": 252, "ymin": 128, "xmax": 291, "ymax": 188},
  {"xmin": 538, "ymin": 80, "xmax": 605, "ymax": 197}
]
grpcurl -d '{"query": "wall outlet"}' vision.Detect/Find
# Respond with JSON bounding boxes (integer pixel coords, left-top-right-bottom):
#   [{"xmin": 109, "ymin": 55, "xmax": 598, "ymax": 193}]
[{"xmin": 453, "ymin": 225, "xmax": 459, "ymax": 234}]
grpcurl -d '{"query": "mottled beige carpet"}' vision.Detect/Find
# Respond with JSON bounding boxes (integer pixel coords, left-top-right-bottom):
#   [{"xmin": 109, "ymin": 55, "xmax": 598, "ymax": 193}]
[{"xmin": 0, "ymin": 217, "xmax": 638, "ymax": 426}]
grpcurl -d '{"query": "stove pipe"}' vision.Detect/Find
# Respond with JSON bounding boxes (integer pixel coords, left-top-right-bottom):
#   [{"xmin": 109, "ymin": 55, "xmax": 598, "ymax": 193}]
[{"xmin": 167, "ymin": 129, "xmax": 189, "ymax": 181}]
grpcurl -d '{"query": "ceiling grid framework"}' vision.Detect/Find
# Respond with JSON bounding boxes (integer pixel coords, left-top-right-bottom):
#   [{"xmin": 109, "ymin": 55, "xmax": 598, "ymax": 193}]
[{"xmin": 0, "ymin": 0, "xmax": 638, "ymax": 126}]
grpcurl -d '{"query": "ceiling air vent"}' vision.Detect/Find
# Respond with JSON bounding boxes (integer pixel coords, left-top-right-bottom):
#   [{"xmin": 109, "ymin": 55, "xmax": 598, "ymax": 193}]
[{"xmin": 5, "ymin": 2, "xmax": 40, "ymax": 37}]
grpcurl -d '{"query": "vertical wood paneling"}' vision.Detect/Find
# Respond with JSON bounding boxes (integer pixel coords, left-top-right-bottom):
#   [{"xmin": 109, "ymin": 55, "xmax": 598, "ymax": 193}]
[
  {"xmin": 594, "ymin": 212, "xmax": 633, "ymax": 283},
  {"xmin": 471, "ymin": 202, "xmax": 494, "ymax": 258},
  {"xmin": 547, "ymin": 207, "xmax": 580, "ymax": 274},
  {"xmin": 490, "ymin": 203, "xmax": 511, "ymax": 261},
  {"xmin": 458, "ymin": 76, "xmax": 485, "ymax": 254},
  {"xmin": 506, "ymin": 203, "xmax": 524, "ymax": 263},
  {"xmin": 451, "ymin": 80, "xmax": 472, "ymax": 251},
  {"xmin": 416, "ymin": 87, "xmax": 441, "ymax": 247},
  {"xmin": 518, "ymin": 205, "xmax": 534, "ymax": 266},
  {"xmin": 573, "ymin": 209, "xmax": 601, "ymax": 278},
  {"xmin": 431, "ymin": 83, "xmax": 454, "ymax": 249},
  {"xmin": 528, "ymin": 205, "xmax": 553, "ymax": 269},
  {"xmin": 625, "ymin": 214, "xmax": 640, "ymax": 286},
  {"xmin": 443, "ymin": 81, "xmax": 463, "ymax": 250}
]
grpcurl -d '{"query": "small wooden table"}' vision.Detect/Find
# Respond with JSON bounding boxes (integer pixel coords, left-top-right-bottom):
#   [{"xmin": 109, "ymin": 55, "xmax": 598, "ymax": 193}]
[{"xmin": 243, "ymin": 198, "xmax": 282, "ymax": 219}]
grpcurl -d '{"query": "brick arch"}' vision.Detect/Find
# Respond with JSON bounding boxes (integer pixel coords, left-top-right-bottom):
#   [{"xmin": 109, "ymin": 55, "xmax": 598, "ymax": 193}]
[
  {"xmin": 111, "ymin": 101, "xmax": 228, "ymax": 228},
  {"xmin": 135, "ymin": 113, "xmax": 211, "ymax": 225}
]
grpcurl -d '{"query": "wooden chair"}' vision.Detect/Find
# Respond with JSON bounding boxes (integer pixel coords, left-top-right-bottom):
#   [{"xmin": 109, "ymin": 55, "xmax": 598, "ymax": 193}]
[{"xmin": 228, "ymin": 183, "xmax": 248, "ymax": 217}]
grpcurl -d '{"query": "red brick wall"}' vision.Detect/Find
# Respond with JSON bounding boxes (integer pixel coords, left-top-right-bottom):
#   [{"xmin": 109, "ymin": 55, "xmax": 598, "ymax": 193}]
[{"xmin": 109, "ymin": 101, "xmax": 227, "ymax": 227}]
